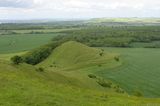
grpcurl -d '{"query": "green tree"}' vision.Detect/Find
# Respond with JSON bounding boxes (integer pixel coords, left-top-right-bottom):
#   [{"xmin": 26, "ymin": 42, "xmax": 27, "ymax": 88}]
[{"xmin": 11, "ymin": 56, "xmax": 23, "ymax": 65}]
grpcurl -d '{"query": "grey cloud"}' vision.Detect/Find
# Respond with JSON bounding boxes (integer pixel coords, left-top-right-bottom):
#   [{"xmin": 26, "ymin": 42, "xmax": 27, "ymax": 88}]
[{"xmin": 0, "ymin": 0, "xmax": 34, "ymax": 8}]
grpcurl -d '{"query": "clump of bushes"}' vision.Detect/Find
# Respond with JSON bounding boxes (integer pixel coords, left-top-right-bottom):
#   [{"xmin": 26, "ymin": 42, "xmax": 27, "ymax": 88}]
[
  {"xmin": 133, "ymin": 90, "xmax": 143, "ymax": 97},
  {"xmin": 23, "ymin": 46, "xmax": 53, "ymax": 65},
  {"xmin": 115, "ymin": 88, "xmax": 125, "ymax": 93},
  {"xmin": 11, "ymin": 55, "xmax": 23, "ymax": 65},
  {"xmin": 99, "ymin": 52, "xmax": 103, "ymax": 56},
  {"xmin": 99, "ymin": 49, "xmax": 104, "ymax": 56},
  {"xmin": 97, "ymin": 78, "xmax": 112, "ymax": 88},
  {"xmin": 11, "ymin": 41, "xmax": 63, "ymax": 65},
  {"xmin": 98, "ymin": 64, "xmax": 102, "ymax": 67},
  {"xmin": 88, "ymin": 74, "xmax": 97, "ymax": 79},
  {"xmin": 114, "ymin": 56, "xmax": 120, "ymax": 62},
  {"xmin": 49, "ymin": 65, "xmax": 53, "ymax": 67},
  {"xmin": 36, "ymin": 67, "xmax": 44, "ymax": 72}
]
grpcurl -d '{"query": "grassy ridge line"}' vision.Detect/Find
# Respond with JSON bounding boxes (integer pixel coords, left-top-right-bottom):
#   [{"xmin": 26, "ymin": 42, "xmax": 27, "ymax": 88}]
[{"xmin": 38, "ymin": 41, "xmax": 119, "ymax": 70}]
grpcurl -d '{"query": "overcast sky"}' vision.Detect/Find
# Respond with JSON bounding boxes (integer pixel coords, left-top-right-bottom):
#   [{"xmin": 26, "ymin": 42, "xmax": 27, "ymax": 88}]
[{"xmin": 0, "ymin": 0, "xmax": 160, "ymax": 20}]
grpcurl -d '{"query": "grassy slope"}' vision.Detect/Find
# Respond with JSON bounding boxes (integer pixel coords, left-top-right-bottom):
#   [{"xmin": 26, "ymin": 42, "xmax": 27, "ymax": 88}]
[
  {"xmin": 39, "ymin": 41, "xmax": 118, "ymax": 70},
  {"xmin": 90, "ymin": 47, "xmax": 160, "ymax": 98},
  {"xmin": 38, "ymin": 41, "xmax": 120, "ymax": 91},
  {"xmin": 0, "ymin": 41, "xmax": 160, "ymax": 105},
  {"xmin": 0, "ymin": 62, "xmax": 160, "ymax": 106}
]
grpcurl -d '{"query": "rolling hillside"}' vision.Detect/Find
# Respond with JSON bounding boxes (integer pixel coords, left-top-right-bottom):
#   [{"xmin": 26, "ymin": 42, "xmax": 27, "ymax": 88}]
[
  {"xmin": 39, "ymin": 41, "xmax": 119, "ymax": 70},
  {"xmin": 0, "ymin": 61, "xmax": 160, "ymax": 105},
  {"xmin": 0, "ymin": 41, "xmax": 160, "ymax": 105}
]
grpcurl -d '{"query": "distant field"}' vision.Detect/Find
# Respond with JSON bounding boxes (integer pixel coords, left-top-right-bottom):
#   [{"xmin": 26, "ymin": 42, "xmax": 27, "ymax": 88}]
[
  {"xmin": 12, "ymin": 28, "xmax": 80, "ymax": 34},
  {"xmin": 89, "ymin": 18, "xmax": 160, "ymax": 23},
  {"xmin": 0, "ymin": 33, "xmax": 59, "ymax": 53},
  {"xmin": 0, "ymin": 52, "xmax": 26, "ymax": 61},
  {"xmin": 87, "ymin": 48, "xmax": 160, "ymax": 97}
]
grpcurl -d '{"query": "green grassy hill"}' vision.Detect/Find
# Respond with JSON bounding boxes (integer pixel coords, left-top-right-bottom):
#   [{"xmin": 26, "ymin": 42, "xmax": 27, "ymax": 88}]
[
  {"xmin": 0, "ymin": 41, "xmax": 160, "ymax": 105},
  {"xmin": 39, "ymin": 41, "xmax": 118, "ymax": 70}
]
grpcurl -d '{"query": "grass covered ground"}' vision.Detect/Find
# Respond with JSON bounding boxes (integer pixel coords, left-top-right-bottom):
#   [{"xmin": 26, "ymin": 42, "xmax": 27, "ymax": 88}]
[
  {"xmin": 38, "ymin": 41, "xmax": 160, "ymax": 98},
  {"xmin": 87, "ymin": 47, "xmax": 160, "ymax": 98},
  {"xmin": 0, "ymin": 62, "xmax": 160, "ymax": 106},
  {"xmin": 0, "ymin": 41, "xmax": 160, "ymax": 105},
  {"xmin": 0, "ymin": 19, "xmax": 160, "ymax": 105},
  {"xmin": 0, "ymin": 33, "xmax": 59, "ymax": 53}
]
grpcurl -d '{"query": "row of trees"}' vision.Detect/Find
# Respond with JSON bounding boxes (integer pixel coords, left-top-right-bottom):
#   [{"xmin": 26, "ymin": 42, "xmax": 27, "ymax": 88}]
[
  {"xmin": 51, "ymin": 26, "xmax": 160, "ymax": 48},
  {"xmin": 11, "ymin": 41, "xmax": 63, "ymax": 65}
]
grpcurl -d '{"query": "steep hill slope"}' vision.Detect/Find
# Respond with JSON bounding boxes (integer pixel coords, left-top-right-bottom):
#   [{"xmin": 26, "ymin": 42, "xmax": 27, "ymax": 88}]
[
  {"xmin": 39, "ymin": 41, "xmax": 118, "ymax": 70},
  {"xmin": 0, "ymin": 61, "xmax": 160, "ymax": 105}
]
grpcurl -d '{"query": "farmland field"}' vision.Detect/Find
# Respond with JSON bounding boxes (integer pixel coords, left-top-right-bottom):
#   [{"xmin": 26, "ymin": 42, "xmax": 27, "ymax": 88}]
[
  {"xmin": 0, "ymin": 33, "xmax": 59, "ymax": 53},
  {"xmin": 86, "ymin": 47, "xmax": 160, "ymax": 98}
]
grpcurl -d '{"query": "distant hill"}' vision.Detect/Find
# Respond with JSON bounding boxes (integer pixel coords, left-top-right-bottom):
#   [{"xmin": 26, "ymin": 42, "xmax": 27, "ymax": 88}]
[{"xmin": 87, "ymin": 18, "xmax": 160, "ymax": 26}]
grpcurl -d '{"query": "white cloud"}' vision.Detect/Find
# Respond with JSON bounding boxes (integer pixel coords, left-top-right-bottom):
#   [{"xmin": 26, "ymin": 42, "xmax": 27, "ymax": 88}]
[{"xmin": 0, "ymin": 0, "xmax": 160, "ymax": 19}]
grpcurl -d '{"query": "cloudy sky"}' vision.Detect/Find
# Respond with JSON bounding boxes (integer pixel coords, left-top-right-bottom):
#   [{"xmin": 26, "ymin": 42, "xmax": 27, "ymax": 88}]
[{"xmin": 0, "ymin": 0, "xmax": 160, "ymax": 20}]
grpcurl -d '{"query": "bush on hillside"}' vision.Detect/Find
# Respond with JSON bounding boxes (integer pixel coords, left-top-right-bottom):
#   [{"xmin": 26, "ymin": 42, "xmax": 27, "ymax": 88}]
[
  {"xmin": 114, "ymin": 56, "xmax": 120, "ymax": 62},
  {"xmin": 115, "ymin": 88, "xmax": 125, "ymax": 94},
  {"xmin": 98, "ymin": 64, "xmax": 102, "ymax": 67},
  {"xmin": 99, "ymin": 52, "xmax": 103, "ymax": 56},
  {"xmin": 11, "ymin": 55, "xmax": 23, "ymax": 65},
  {"xmin": 97, "ymin": 78, "xmax": 112, "ymax": 88},
  {"xmin": 133, "ymin": 90, "xmax": 143, "ymax": 97},
  {"xmin": 88, "ymin": 74, "xmax": 97, "ymax": 79},
  {"xmin": 21, "ymin": 41, "xmax": 62, "ymax": 65},
  {"xmin": 23, "ymin": 46, "xmax": 53, "ymax": 65},
  {"xmin": 36, "ymin": 67, "xmax": 44, "ymax": 72}
]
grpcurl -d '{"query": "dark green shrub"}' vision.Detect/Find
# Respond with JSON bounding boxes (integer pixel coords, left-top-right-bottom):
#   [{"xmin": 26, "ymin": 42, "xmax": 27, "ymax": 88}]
[
  {"xmin": 36, "ymin": 67, "xmax": 44, "ymax": 72},
  {"xmin": 115, "ymin": 88, "xmax": 125, "ymax": 93},
  {"xmin": 99, "ymin": 52, "xmax": 103, "ymax": 56},
  {"xmin": 88, "ymin": 74, "xmax": 97, "ymax": 79},
  {"xmin": 23, "ymin": 46, "xmax": 52, "ymax": 65},
  {"xmin": 114, "ymin": 56, "xmax": 119, "ymax": 62},
  {"xmin": 11, "ymin": 55, "xmax": 23, "ymax": 65},
  {"xmin": 133, "ymin": 90, "xmax": 143, "ymax": 97},
  {"xmin": 97, "ymin": 79, "xmax": 112, "ymax": 88},
  {"xmin": 22, "ymin": 41, "xmax": 62, "ymax": 65},
  {"xmin": 98, "ymin": 64, "xmax": 102, "ymax": 67},
  {"xmin": 50, "ymin": 65, "xmax": 53, "ymax": 67}
]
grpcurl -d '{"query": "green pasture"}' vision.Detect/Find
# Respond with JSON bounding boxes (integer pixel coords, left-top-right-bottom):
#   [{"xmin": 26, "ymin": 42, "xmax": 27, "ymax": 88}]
[
  {"xmin": 88, "ymin": 47, "xmax": 160, "ymax": 98},
  {"xmin": 0, "ymin": 33, "xmax": 59, "ymax": 53}
]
